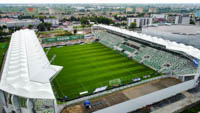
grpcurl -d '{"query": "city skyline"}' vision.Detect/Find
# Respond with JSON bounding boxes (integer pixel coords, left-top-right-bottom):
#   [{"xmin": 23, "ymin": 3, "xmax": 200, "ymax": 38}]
[{"xmin": 0, "ymin": 0, "xmax": 200, "ymax": 4}]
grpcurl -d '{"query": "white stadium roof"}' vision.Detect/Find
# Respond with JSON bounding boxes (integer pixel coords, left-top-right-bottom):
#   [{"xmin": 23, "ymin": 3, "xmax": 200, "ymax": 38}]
[
  {"xmin": 0, "ymin": 29, "xmax": 63, "ymax": 99},
  {"xmin": 95, "ymin": 24, "xmax": 200, "ymax": 60}
]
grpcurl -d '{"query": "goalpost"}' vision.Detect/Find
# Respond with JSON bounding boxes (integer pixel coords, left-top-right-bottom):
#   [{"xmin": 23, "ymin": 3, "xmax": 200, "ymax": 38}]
[{"xmin": 109, "ymin": 78, "xmax": 121, "ymax": 87}]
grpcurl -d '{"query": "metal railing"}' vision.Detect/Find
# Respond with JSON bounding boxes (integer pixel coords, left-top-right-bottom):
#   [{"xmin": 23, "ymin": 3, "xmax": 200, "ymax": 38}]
[{"xmin": 57, "ymin": 75, "xmax": 170, "ymax": 113}]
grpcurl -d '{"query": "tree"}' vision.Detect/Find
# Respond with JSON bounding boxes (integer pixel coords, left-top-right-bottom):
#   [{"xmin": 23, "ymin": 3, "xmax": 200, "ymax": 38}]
[
  {"xmin": 37, "ymin": 23, "xmax": 52, "ymax": 31},
  {"xmin": 64, "ymin": 30, "xmax": 72, "ymax": 36},
  {"xmin": 130, "ymin": 22, "xmax": 137, "ymax": 29},
  {"xmin": 73, "ymin": 29, "xmax": 77, "ymax": 34},
  {"xmin": 44, "ymin": 23, "xmax": 52, "ymax": 31},
  {"xmin": 2, "ymin": 25, "xmax": 7, "ymax": 29},
  {"xmin": 80, "ymin": 17, "xmax": 89, "ymax": 25},
  {"xmin": 28, "ymin": 24, "xmax": 33, "ymax": 29},
  {"xmin": 37, "ymin": 23, "xmax": 46, "ymax": 31},
  {"xmin": 70, "ymin": 16, "xmax": 79, "ymax": 21},
  {"xmin": 88, "ymin": 24, "xmax": 93, "ymax": 27},
  {"xmin": 137, "ymin": 13, "xmax": 145, "ymax": 17},
  {"xmin": 89, "ymin": 16, "xmax": 114, "ymax": 25},
  {"xmin": 190, "ymin": 20, "xmax": 195, "ymax": 25},
  {"xmin": 39, "ymin": 15, "xmax": 46, "ymax": 22},
  {"xmin": 49, "ymin": 16, "xmax": 56, "ymax": 19},
  {"xmin": 61, "ymin": 18, "xmax": 68, "ymax": 22},
  {"xmin": 81, "ymin": 24, "xmax": 86, "ymax": 28}
]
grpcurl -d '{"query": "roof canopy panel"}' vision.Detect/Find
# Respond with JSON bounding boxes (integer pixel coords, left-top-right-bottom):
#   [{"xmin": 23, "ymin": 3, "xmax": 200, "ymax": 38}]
[
  {"xmin": 0, "ymin": 29, "xmax": 63, "ymax": 99},
  {"xmin": 95, "ymin": 24, "xmax": 200, "ymax": 60}
]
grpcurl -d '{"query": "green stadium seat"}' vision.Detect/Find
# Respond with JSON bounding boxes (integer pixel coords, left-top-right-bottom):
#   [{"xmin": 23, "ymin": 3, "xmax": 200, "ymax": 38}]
[{"xmin": 94, "ymin": 31, "xmax": 197, "ymax": 75}]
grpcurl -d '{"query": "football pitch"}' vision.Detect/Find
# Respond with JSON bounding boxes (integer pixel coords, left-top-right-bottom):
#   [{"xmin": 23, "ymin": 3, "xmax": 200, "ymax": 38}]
[
  {"xmin": 46, "ymin": 42, "xmax": 160, "ymax": 100},
  {"xmin": 0, "ymin": 42, "xmax": 7, "ymax": 69}
]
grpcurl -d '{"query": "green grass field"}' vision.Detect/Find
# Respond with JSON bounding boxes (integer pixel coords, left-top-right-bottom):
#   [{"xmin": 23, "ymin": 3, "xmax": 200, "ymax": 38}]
[
  {"xmin": 46, "ymin": 42, "xmax": 160, "ymax": 100},
  {"xmin": 0, "ymin": 42, "xmax": 7, "ymax": 69}
]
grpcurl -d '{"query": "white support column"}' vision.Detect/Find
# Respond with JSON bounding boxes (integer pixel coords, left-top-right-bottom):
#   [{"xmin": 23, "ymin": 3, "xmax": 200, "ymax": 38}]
[
  {"xmin": 0, "ymin": 90, "xmax": 7, "ymax": 107},
  {"xmin": 182, "ymin": 76, "xmax": 185, "ymax": 82},
  {"xmin": 54, "ymin": 99, "xmax": 58, "ymax": 113},
  {"xmin": 11, "ymin": 95, "xmax": 22, "ymax": 113},
  {"xmin": 27, "ymin": 99, "xmax": 34, "ymax": 113},
  {"xmin": 0, "ymin": 90, "xmax": 7, "ymax": 113}
]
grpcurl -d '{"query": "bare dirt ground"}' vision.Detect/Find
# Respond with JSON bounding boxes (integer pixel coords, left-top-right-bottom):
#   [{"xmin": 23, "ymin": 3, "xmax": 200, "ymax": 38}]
[
  {"xmin": 123, "ymin": 77, "xmax": 180, "ymax": 99},
  {"xmin": 61, "ymin": 105, "xmax": 84, "ymax": 113},
  {"xmin": 39, "ymin": 32, "xmax": 57, "ymax": 38},
  {"xmin": 61, "ymin": 77, "xmax": 181, "ymax": 113}
]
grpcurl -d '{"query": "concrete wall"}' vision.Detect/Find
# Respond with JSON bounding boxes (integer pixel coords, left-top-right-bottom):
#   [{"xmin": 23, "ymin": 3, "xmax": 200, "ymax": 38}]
[{"xmin": 94, "ymin": 79, "xmax": 197, "ymax": 113}]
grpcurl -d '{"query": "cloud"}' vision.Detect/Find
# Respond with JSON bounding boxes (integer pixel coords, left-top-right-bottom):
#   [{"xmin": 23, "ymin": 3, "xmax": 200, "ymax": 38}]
[{"xmin": 1, "ymin": 0, "xmax": 200, "ymax": 4}]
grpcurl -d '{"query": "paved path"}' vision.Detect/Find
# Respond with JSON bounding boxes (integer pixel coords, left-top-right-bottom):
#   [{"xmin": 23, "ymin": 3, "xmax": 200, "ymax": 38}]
[{"xmin": 152, "ymin": 90, "xmax": 200, "ymax": 113}]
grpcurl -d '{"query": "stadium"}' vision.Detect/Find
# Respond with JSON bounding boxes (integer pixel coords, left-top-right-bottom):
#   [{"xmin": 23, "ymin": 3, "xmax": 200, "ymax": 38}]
[{"xmin": 0, "ymin": 24, "xmax": 199, "ymax": 113}]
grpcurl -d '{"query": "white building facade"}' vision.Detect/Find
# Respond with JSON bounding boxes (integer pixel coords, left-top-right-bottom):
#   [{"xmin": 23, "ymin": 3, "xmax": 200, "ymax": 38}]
[
  {"xmin": 0, "ymin": 19, "xmax": 41, "ymax": 28},
  {"xmin": 152, "ymin": 14, "xmax": 168, "ymax": 19},
  {"xmin": 44, "ymin": 19, "xmax": 59, "ymax": 26},
  {"xmin": 128, "ymin": 17, "xmax": 152, "ymax": 27},
  {"xmin": 135, "ymin": 8, "xmax": 144, "ymax": 13},
  {"xmin": 175, "ymin": 16, "xmax": 190, "ymax": 24}
]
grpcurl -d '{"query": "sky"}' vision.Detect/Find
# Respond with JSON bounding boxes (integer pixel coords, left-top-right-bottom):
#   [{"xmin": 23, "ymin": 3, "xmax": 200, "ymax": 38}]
[{"xmin": 0, "ymin": 0, "xmax": 200, "ymax": 4}]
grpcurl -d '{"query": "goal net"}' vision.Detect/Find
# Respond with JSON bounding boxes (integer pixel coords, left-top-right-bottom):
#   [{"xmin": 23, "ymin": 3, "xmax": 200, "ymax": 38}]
[{"xmin": 109, "ymin": 78, "xmax": 121, "ymax": 87}]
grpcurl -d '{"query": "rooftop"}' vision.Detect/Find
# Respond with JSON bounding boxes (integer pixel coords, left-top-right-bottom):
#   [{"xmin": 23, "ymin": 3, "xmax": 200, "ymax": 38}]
[
  {"xmin": 142, "ymin": 25, "xmax": 200, "ymax": 49},
  {"xmin": 95, "ymin": 24, "xmax": 200, "ymax": 60},
  {"xmin": 143, "ymin": 25, "xmax": 200, "ymax": 35},
  {"xmin": 0, "ymin": 29, "xmax": 62, "ymax": 99}
]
